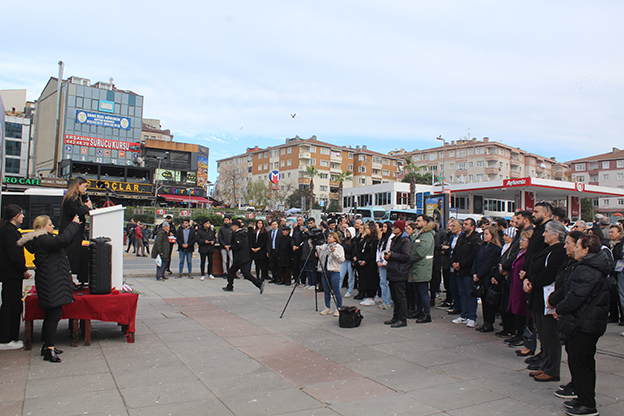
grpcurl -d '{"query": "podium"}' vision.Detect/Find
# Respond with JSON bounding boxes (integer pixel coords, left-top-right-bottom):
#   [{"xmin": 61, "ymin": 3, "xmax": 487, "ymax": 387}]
[{"xmin": 89, "ymin": 205, "xmax": 125, "ymax": 290}]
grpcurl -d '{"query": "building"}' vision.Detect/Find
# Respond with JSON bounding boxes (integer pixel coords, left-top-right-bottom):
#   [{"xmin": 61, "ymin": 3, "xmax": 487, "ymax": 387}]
[
  {"xmin": 142, "ymin": 119, "xmax": 173, "ymax": 142},
  {"xmin": 1, "ymin": 89, "xmax": 35, "ymax": 179},
  {"xmin": 567, "ymin": 147, "xmax": 624, "ymax": 214},
  {"xmin": 215, "ymin": 136, "xmax": 403, "ymax": 208},
  {"xmin": 391, "ymin": 137, "xmax": 569, "ymax": 185}
]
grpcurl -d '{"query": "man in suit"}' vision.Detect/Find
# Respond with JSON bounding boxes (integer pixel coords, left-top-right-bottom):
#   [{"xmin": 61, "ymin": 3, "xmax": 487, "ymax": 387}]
[
  {"xmin": 176, "ymin": 218, "xmax": 196, "ymax": 278},
  {"xmin": 267, "ymin": 220, "xmax": 282, "ymax": 283}
]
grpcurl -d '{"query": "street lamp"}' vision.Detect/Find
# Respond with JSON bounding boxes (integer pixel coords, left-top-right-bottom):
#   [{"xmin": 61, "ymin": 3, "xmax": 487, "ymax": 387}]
[
  {"xmin": 436, "ymin": 136, "xmax": 446, "ymax": 193},
  {"xmin": 153, "ymin": 152, "xmax": 170, "ymax": 217}
]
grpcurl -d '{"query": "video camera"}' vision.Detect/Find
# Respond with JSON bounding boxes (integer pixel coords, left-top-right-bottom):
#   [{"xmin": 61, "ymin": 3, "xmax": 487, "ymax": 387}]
[{"xmin": 302, "ymin": 227, "xmax": 326, "ymax": 246}]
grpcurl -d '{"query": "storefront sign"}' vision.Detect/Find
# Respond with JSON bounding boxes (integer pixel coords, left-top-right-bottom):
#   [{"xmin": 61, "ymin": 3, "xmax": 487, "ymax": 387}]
[
  {"xmin": 158, "ymin": 186, "xmax": 206, "ymax": 197},
  {"xmin": 76, "ymin": 111, "xmax": 131, "ymax": 130},
  {"xmin": 86, "ymin": 179, "xmax": 152, "ymax": 194},
  {"xmin": 503, "ymin": 177, "xmax": 531, "ymax": 188},
  {"xmin": 40, "ymin": 178, "xmax": 68, "ymax": 188},
  {"xmin": 65, "ymin": 135, "xmax": 140, "ymax": 152},
  {"xmin": 155, "ymin": 169, "xmax": 181, "ymax": 182},
  {"xmin": 99, "ymin": 100, "xmax": 115, "ymax": 113},
  {"xmin": 3, "ymin": 176, "xmax": 41, "ymax": 186}
]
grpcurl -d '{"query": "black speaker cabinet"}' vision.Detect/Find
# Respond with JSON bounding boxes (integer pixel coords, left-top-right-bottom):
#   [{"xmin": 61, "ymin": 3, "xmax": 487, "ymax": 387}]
[{"xmin": 89, "ymin": 237, "xmax": 112, "ymax": 294}]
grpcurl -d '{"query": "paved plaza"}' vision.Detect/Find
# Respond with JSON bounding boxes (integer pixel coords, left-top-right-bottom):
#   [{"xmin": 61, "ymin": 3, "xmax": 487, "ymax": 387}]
[{"xmin": 1, "ymin": 252, "xmax": 623, "ymax": 416}]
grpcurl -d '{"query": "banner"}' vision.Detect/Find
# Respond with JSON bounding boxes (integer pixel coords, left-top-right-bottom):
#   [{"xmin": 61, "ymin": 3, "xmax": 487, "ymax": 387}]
[
  {"xmin": 76, "ymin": 110, "xmax": 131, "ymax": 130},
  {"xmin": 197, "ymin": 155, "xmax": 208, "ymax": 187},
  {"xmin": 65, "ymin": 134, "xmax": 140, "ymax": 152}
]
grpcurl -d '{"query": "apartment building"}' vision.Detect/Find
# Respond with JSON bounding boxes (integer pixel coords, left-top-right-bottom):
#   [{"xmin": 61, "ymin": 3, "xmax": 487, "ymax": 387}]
[
  {"xmin": 390, "ymin": 137, "xmax": 569, "ymax": 185},
  {"xmin": 215, "ymin": 136, "xmax": 403, "ymax": 208},
  {"xmin": 568, "ymin": 147, "xmax": 624, "ymax": 214}
]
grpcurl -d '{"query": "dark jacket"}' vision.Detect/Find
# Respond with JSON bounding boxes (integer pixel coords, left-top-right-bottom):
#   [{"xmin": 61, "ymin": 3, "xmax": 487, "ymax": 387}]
[
  {"xmin": 152, "ymin": 228, "xmax": 171, "ymax": 261},
  {"xmin": 526, "ymin": 242, "xmax": 567, "ymax": 312},
  {"xmin": 548, "ymin": 257, "xmax": 578, "ymax": 308},
  {"xmin": 471, "ymin": 242, "xmax": 501, "ymax": 289},
  {"xmin": 386, "ymin": 232, "xmax": 411, "ymax": 282},
  {"xmin": 278, "ymin": 233, "xmax": 294, "ymax": 268},
  {"xmin": 555, "ymin": 249, "xmax": 614, "ymax": 337},
  {"xmin": 217, "ymin": 223, "xmax": 233, "ymax": 247},
  {"xmin": 0, "ymin": 222, "xmax": 27, "ymax": 282},
  {"xmin": 231, "ymin": 228, "xmax": 251, "ymax": 264},
  {"xmin": 450, "ymin": 230, "xmax": 481, "ymax": 276},
  {"xmin": 292, "ymin": 225, "xmax": 304, "ymax": 249},
  {"xmin": 19, "ymin": 223, "xmax": 80, "ymax": 310},
  {"xmin": 248, "ymin": 229, "xmax": 267, "ymax": 260},
  {"xmin": 266, "ymin": 227, "xmax": 282, "ymax": 256},
  {"xmin": 60, "ymin": 196, "xmax": 90, "ymax": 273},
  {"xmin": 354, "ymin": 236, "xmax": 379, "ymax": 291},
  {"xmin": 176, "ymin": 226, "xmax": 197, "ymax": 252},
  {"xmin": 196, "ymin": 226, "xmax": 216, "ymax": 254},
  {"xmin": 522, "ymin": 220, "xmax": 549, "ymax": 273},
  {"xmin": 501, "ymin": 230, "xmax": 522, "ymax": 272}
]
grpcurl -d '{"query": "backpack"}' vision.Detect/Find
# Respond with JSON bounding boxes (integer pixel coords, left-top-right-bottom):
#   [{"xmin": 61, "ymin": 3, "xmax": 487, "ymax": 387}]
[{"xmin": 338, "ymin": 306, "xmax": 363, "ymax": 328}]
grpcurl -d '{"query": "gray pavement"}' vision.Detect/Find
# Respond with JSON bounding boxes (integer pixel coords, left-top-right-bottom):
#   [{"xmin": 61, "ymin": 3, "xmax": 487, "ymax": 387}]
[{"xmin": 2, "ymin": 252, "xmax": 623, "ymax": 416}]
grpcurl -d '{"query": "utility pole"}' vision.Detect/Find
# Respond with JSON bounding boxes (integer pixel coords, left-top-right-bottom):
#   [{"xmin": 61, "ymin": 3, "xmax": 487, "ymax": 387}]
[{"xmin": 436, "ymin": 135, "xmax": 446, "ymax": 193}]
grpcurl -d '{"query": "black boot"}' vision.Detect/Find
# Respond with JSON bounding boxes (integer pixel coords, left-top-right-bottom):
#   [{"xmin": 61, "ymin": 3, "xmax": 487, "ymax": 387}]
[
  {"xmin": 43, "ymin": 347, "xmax": 62, "ymax": 363},
  {"xmin": 41, "ymin": 344, "xmax": 63, "ymax": 356}
]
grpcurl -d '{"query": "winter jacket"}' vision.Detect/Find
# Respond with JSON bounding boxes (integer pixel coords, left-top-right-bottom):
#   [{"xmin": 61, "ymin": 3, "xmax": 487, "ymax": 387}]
[
  {"xmin": 152, "ymin": 228, "xmax": 171, "ymax": 261},
  {"xmin": 176, "ymin": 226, "xmax": 196, "ymax": 252},
  {"xmin": 60, "ymin": 196, "xmax": 90, "ymax": 274},
  {"xmin": 0, "ymin": 222, "xmax": 27, "ymax": 282},
  {"xmin": 526, "ymin": 242, "xmax": 567, "ymax": 312},
  {"xmin": 249, "ymin": 229, "xmax": 268, "ymax": 260},
  {"xmin": 18, "ymin": 223, "xmax": 80, "ymax": 310},
  {"xmin": 409, "ymin": 222, "xmax": 436, "ymax": 283},
  {"xmin": 354, "ymin": 236, "xmax": 379, "ymax": 292},
  {"xmin": 548, "ymin": 257, "xmax": 578, "ymax": 308},
  {"xmin": 450, "ymin": 230, "xmax": 482, "ymax": 277},
  {"xmin": 386, "ymin": 232, "xmax": 411, "ymax": 282},
  {"xmin": 231, "ymin": 228, "xmax": 251, "ymax": 264},
  {"xmin": 555, "ymin": 249, "xmax": 614, "ymax": 338},
  {"xmin": 196, "ymin": 227, "xmax": 216, "ymax": 254},
  {"xmin": 471, "ymin": 242, "xmax": 501, "ymax": 290},
  {"xmin": 278, "ymin": 233, "xmax": 294, "ymax": 268},
  {"xmin": 316, "ymin": 243, "xmax": 345, "ymax": 272},
  {"xmin": 217, "ymin": 223, "xmax": 233, "ymax": 247}
]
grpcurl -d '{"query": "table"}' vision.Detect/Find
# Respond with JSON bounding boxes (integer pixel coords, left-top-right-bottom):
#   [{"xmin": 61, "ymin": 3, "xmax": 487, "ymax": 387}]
[{"xmin": 24, "ymin": 288, "xmax": 139, "ymax": 349}]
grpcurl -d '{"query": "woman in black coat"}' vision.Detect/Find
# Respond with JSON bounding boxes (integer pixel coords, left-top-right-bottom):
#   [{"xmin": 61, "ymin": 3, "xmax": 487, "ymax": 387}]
[
  {"xmin": 354, "ymin": 222, "xmax": 379, "ymax": 306},
  {"xmin": 248, "ymin": 219, "xmax": 268, "ymax": 281},
  {"xmin": 471, "ymin": 226, "xmax": 502, "ymax": 332},
  {"xmin": 523, "ymin": 220, "xmax": 568, "ymax": 382},
  {"xmin": 19, "ymin": 214, "xmax": 81, "ymax": 363},
  {"xmin": 0, "ymin": 205, "xmax": 29, "ymax": 349},
  {"xmin": 60, "ymin": 177, "xmax": 92, "ymax": 274},
  {"xmin": 196, "ymin": 219, "xmax": 216, "ymax": 280}
]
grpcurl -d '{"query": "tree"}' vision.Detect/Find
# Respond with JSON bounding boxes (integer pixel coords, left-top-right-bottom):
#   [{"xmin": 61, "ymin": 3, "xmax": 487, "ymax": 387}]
[
  {"xmin": 402, "ymin": 158, "xmax": 428, "ymax": 208},
  {"xmin": 286, "ymin": 188, "xmax": 310, "ymax": 209},
  {"xmin": 247, "ymin": 180, "xmax": 271, "ymax": 207},
  {"xmin": 335, "ymin": 171, "xmax": 353, "ymax": 212},
  {"xmin": 305, "ymin": 165, "xmax": 319, "ymax": 208},
  {"xmin": 581, "ymin": 198, "xmax": 595, "ymax": 222}
]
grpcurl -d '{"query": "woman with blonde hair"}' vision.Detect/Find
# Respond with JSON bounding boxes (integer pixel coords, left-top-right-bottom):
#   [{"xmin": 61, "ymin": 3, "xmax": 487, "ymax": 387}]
[
  {"xmin": 18, "ymin": 214, "xmax": 81, "ymax": 362},
  {"xmin": 60, "ymin": 177, "xmax": 92, "ymax": 273}
]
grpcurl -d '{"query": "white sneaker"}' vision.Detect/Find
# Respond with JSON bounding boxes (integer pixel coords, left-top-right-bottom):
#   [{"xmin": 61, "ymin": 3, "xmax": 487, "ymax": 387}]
[
  {"xmin": 320, "ymin": 308, "xmax": 333, "ymax": 315},
  {"xmin": 0, "ymin": 340, "xmax": 23, "ymax": 350},
  {"xmin": 200, "ymin": 276, "xmax": 206, "ymax": 281},
  {"xmin": 306, "ymin": 285, "xmax": 316, "ymax": 290},
  {"xmin": 452, "ymin": 317, "xmax": 468, "ymax": 324},
  {"xmin": 209, "ymin": 275, "xmax": 215, "ymax": 280},
  {"xmin": 466, "ymin": 319, "xmax": 477, "ymax": 328},
  {"xmin": 333, "ymin": 310, "xmax": 340, "ymax": 317},
  {"xmin": 343, "ymin": 292, "xmax": 352, "ymax": 298},
  {"xmin": 360, "ymin": 298, "xmax": 375, "ymax": 306},
  {"xmin": 374, "ymin": 296, "xmax": 383, "ymax": 304}
]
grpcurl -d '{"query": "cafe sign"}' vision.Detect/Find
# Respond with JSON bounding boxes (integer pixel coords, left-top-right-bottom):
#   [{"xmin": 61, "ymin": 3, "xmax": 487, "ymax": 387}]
[{"xmin": 4, "ymin": 176, "xmax": 41, "ymax": 186}]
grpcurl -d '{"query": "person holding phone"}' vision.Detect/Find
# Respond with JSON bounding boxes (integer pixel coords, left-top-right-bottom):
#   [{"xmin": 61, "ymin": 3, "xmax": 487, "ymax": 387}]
[{"xmin": 60, "ymin": 177, "xmax": 92, "ymax": 274}]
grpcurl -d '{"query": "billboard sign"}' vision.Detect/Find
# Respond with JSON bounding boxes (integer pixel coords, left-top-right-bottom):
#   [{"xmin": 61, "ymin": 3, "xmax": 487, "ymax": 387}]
[
  {"xmin": 65, "ymin": 134, "xmax": 140, "ymax": 152},
  {"xmin": 98, "ymin": 100, "xmax": 115, "ymax": 113},
  {"xmin": 76, "ymin": 110, "xmax": 131, "ymax": 130},
  {"xmin": 197, "ymin": 155, "xmax": 208, "ymax": 187}
]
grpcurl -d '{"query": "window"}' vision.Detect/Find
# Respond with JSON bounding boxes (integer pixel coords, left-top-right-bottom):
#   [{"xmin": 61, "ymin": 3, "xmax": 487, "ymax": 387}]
[
  {"xmin": 476, "ymin": 147, "xmax": 484, "ymax": 154},
  {"xmin": 281, "ymin": 148, "xmax": 285, "ymax": 155},
  {"xmin": 5, "ymin": 140, "xmax": 21, "ymax": 156},
  {"xmin": 617, "ymin": 160, "xmax": 624, "ymax": 168},
  {"xmin": 281, "ymin": 160, "xmax": 285, "ymax": 167},
  {"xmin": 413, "ymin": 154, "xmax": 421, "ymax": 161},
  {"xmin": 476, "ymin": 161, "xmax": 484, "ymax": 167},
  {"xmin": 439, "ymin": 152, "xmax": 443, "ymax": 159},
  {"xmin": 393, "ymin": 160, "xmax": 398, "ymax": 166},
  {"xmin": 603, "ymin": 199, "xmax": 610, "ymax": 206},
  {"xmin": 273, "ymin": 162, "xmax": 279, "ymax": 169},
  {"xmin": 263, "ymin": 152, "xmax": 268, "ymax": 158},
  {"xmin": 310, "ymin": 159, "xmax": 316, "ymax": 165},
  {"xmin": 449, "ymin": 151, "xmax": 455, "ymax": 157},
  {"xmin": 468, "ymin": 148, "xmax": 473, "ymax": 155},
  {"xmin": 430, "ymin": 153, "xmax": 437, "ymax": 161},
  {"xmin": 458, "ymin": 150, "xmax": 466, "ymax": 157},
  {"xmin": 348, "ymin": 164, "xmax": 353, "ymax": 171},
  {"xmin": 320, "ymin": 160, "xmax": 329, "ymax": 167},
  {"xmin": 618, "ymin": 173, "xmax": 624, "ymax": 180},
  {"xmin": 449, "ymin": 163, "xmax": 454, "ymax": 170},
  {"xmin": 468, "ymin": 162, "xmax": 473, "ymax": 168},
  {"xmin": 264, "ymin": 163, "xmax": 268, "ymax": 170},
  {"xmin": 576, "ymin": 175, "xmax": 586, "ymax": 182},
  {"xmin": 320, "ymin": 147, "xmax": 330, "ymax": 155},
  {"xmin": 373, "ymin": 157, "xmax": 382, "ymax": 164},
  {"xmin": 618, "ymin": 198, "xmax": 624, "ymax": 206},
  {"xmin": 287, "ymin": 159, "xmax": 292, "ymax": 166},
  {"xmin": 348, "ymin": 153, "xmax": 353, "ymax": 159},
  {"xmin": 358, "ymin": 166, "xmax": 366, "ymax": 173},
  {"xmin": 310, "ymin": 146, "xmax": 316, "ymax": 153},
  {"xmin": 288, "ymin": 147, "xmax": 292, "ymax": 154},
  {"xmin": 603, "ymin": 174, "xmax": 610, "ymax": 181},
  {"xmin": 383, "ymin": 158, "xmax": 389, "ymax": 165},
  {"xmin": 359, "ymin": 155, "xmax": 367, "ymax": 161},
  {"xmin": 258, "ymin": 153, "xmax": 262, "ymax": 159},
  {"xmin": 476, "ymin": 174, "xmax": 484, "ymax": 181},
  {"xmin": 590, "ymin": 175, "xmax": 598, "ymax": 182},
  {"xmin": 590, "ymin": 162, "xmax": 598, "ymax": 170},
  {"xmin": 383, "ymin": 169, "xmax": 389, "ymax": 176},
  {"xmin": 457, "ymin": 162, "xmax": 466, "ymax": 170},
  {"xmin": 5, "ymin": 158, "xmax": 20, "ymax": 174},
  {"xmin": 247, "ymin": 155, "xmax": 252, "ymax": 162},
  {"xmin": 287, "ymin": 172, "xmax": 291, "ymax": 178},
  {"xmin": 359, "ymin": 178, "xmax": 366, "ymax": 184},
  {"xmin": 319, "ymin": 185, "xmax": 328, "ymax": 191},
  {"xmin": 272, "ymin": 150, "xmax": 278, "ymax": 157},
  {"xmin": 468, "ymin": 174, "xmax": 473, "ymax": 182},
  {"xmin": 422, "ymin": 154, "xmax": 428, "ymax": 161},
  {"xmin": 319, "ymin": 173, "xmax": 328, "ymax": 179}
]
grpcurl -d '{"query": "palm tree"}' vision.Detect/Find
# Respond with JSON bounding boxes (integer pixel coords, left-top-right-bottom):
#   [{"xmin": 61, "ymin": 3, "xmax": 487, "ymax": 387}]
[
  {"xmin": 402, "ymin": 158, "xmax": 426, "ymax": 209},
  {"xmin": 305, "ymin": 165, "xmax": 319, "ymax": 209},
  {"xmin": 336, "ymin": 171, "xmax": 353, "ymax": 212}
]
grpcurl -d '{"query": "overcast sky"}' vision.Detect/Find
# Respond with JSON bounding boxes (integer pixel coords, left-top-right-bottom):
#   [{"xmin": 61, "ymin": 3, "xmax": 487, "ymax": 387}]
[{"xmin": 2, "ymin": 1, "xmax": 622, "ymax": 182}]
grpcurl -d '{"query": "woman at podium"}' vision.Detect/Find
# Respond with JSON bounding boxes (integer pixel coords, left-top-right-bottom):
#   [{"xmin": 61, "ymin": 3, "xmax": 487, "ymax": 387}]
[{"xmin": 60, "ymin": 177, "xmax": 93, "ymax": 274}]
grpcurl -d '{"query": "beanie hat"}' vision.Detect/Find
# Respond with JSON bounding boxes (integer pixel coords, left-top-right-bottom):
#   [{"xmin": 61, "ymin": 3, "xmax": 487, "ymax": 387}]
[
  {"xmin": 393, "ymin": 220, "xmax": 406, "ymax": 232},
  {"xmin": 503, "ymin": 227, "xmax": 517, "ymax": 239}
]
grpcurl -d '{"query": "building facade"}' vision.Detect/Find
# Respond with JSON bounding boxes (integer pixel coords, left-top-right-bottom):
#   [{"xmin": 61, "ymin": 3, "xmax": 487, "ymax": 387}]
[
  {"xmin": 1, "ymin": 89, "xmax": 35, "ymax": 179},
  {"xmin": 567, "ymin": 148, "xmax": 624, "ymax": 214},
  {"xmin": 215, "ymin": 136, "xmax": 403, "ymax": 208}
]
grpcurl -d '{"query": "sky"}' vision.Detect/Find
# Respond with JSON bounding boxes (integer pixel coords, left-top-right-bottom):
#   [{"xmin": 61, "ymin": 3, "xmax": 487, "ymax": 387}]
[{"xmin": 1, "ymin": 1, "xmax": 623, "ymax": 183}]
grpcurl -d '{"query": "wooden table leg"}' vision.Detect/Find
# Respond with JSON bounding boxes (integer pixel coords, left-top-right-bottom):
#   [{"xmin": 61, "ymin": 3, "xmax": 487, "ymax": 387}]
[
  {"xmin": 84, "ymin": 320, "xmax": 91, "ymax": 346},
  {"xmin": 121, "ymin": 324, "xmax": 128, "ymax": 334},
  {"xmin": 128, "ymin": 332, "xmax": 135, "ymax": 343},
  {"xmin": 71, "ymin": 319, "xmax": 79, "ymax": 347},
  {"xmin": 24, "ymin": 321, "xmax": 33, "ymax": 350}
]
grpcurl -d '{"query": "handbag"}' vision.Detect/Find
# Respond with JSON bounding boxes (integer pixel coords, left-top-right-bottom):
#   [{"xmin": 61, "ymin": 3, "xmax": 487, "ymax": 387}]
[
  {"xmin": 155, "ymin": 254, "xmax": 162, "ymax": 267},
  {"xmin": 485, "ymin": 284, "xmax": 501, "ymax": 306},
  {"xmin": 470, "ymin": 281, "xmax": 484, "ymax": 297},
  {"xmin": 338, "ymin": 306, "xmax": 363, "ymax": 328}
]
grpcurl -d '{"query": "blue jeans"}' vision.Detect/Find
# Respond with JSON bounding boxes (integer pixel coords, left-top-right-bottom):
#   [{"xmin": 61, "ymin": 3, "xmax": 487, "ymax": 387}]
[
  {"xmin": 415, "ymin": 281, "xmax": 430, "ymax": 315},
  {"xmin": 341, "ymin": 261, "xmax": 355, "ymax": 294},
  {"xmin": 321, "ymin": 270, "xmax": 342, "ymax": 309},
  {"xmin": 457, "ymin": 274, "xmax": 477, "ymax": 320},
  {"xmin": 179, "ymin": 251, "xmax": 193, "ymax": 275},
  {"xmin": 449, "ymin": 271, "xmax": 462, "ymax": 312},
  {"xmin": 379, "ymin": 266, "xmax": 393, "ymax": 305}
]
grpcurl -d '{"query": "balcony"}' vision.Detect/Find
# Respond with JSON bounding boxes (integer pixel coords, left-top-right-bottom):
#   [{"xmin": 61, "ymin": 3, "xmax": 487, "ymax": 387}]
[
  {"xmin": 330, "ymin": 152, "xmax": 342, "ymax": 162},
  {"xmin": 509, "ymin": 170, "xmax": 522, "ymax": 178},
  {"xmin": 484, "ymin": 154, "xmax": 499, "ymax": 162},
  {"xmin": 299, "ymin": 152, "xmax": 311, "ymax": 159},
  {"xmin": 485, "ymin": 166, "xmax": 500, "ymax": 175},
  {"xmin": 330, "ymin": 164, "xmax": 342, "ymax": 173}
]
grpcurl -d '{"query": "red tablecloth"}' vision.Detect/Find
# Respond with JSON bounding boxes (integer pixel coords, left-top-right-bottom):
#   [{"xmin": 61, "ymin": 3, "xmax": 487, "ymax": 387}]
[{"xmin": 24, "ymin": 288, "xmax": 139, "ymax": 343}]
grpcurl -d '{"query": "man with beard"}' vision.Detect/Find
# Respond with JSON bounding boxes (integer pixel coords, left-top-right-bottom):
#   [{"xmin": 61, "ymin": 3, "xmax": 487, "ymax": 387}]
[
  {"xmin": 451, "ymin": 218, "xmax": 482, "ymax": 328},
  {"xmin": 223, "ymin": 220, "xmax": 265, "ymax": 293},
  {"xmin": 218, "ymin": 215, "xmax": 234, "ymax": 275}
]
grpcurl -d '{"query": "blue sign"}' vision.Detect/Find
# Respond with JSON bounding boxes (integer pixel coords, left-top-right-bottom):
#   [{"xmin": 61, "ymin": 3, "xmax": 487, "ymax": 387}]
[
  {"xmin": 76, "ymin": 111, "xmax": 131, "ymax": 130},
  {"xmin": 269, "ymin": 170, "xmax": 281, "ymax": 184},
  {"xmin": 99, "ymin": 100, "xmax": 115, "ymax": 113}
]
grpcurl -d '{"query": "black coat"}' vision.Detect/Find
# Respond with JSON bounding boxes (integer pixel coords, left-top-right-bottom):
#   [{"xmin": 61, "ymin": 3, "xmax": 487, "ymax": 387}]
[
  {"xmin": 526, "ymin": 242, "xmax": 567, "ymax": 312},
  {"xmin": 278, "ymin": 234, "xmax": 294, "ymax": 268},
  {"xmin": 471, "ymin": 242, "xmax": 501, "ymax": 290},
  {"xmin": 249, "ymin": 229, "xmax": 268, "ymax": 260},
  {"xmin": 548, "ymin": 257, "xmax": 578, "ymax": 308},
  {"xmin": 0, "ymin": 222, "xmax": 27, "ymax": 282},
  {"xmin": 450, "ymin": 231, "xmax": 481, "ymax": 276},
  {"xmin": 60, "ymin": 196, "xmax": 90, "ymax": 273},
  {"xmin": 355, "ymin": 237, "xmax": 379, "ymax": 291},
  {"xmin": 266, "ymin": 228, "xmax": 282, "ymax": 256},
  {"xmin": 152, "ymin": 228, "xmax": 170, "ymax": 261},
  {"xmin": 176, "ymin": 226, "xmax": 197, "ymax": 252},
  {"xmin": 217, "ymin": 224, "xmax": 233, "ymax": 247},
  {"xmin": 196, "ymin": 227, "xmax": 216, "ymax": 254},
  {"xmin": 386, "ymin": 233, "xmax": 411, "ymax": 282},
  {"xmin": 231, "ymin": 228, "xmax": 251, "ymax": 264},
  {"xmin": 556, "ymin": 249, "xmax": 614, "ymax": 337},
  {"xmin": 20, "ymin": 223, "xmax": 80, "ymax": 310}
]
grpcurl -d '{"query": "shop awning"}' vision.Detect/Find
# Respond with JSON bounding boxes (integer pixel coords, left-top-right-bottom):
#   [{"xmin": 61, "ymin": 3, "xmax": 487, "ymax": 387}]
[{"xmin": 161, "ymin": 194, "xmax": 209, "ymax": 204}]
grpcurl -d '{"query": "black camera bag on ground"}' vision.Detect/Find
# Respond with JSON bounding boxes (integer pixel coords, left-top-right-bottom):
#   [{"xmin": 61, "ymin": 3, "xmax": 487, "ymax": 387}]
[{"xmin": 339, "ymin": 306, "xmax": 363, "ymax": 328}]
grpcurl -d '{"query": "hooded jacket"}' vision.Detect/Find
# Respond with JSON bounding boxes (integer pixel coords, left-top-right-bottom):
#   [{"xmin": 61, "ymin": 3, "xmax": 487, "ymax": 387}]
[
  {"xmin": 555, "ymin": 248, "xmax": 614, "ymax": 338},
  {"xmin": 231, "ymin": 227, "xmax": 251, "ymax": 264},
  {"xmin": 409, "ymin": 221, "xmax": 436, "ymax": 283},
  {"xmin": 18, "ymin": 223, "xmax": 80, "ymax": 310},
  {"xmin": 386, "ymin": 232, "xmax": 411, "ymax": 282}
]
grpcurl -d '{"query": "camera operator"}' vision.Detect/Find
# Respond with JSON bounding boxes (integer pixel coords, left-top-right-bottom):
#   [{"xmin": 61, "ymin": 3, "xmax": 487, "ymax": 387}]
[
  {"xmin": 301, "ymin": 218, "xmax": 319, "ymax": 290},
  {"xmin": 316, "ymin": 232, "xmax": 345, "ymax": 317}
]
